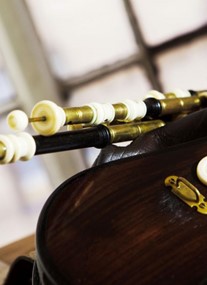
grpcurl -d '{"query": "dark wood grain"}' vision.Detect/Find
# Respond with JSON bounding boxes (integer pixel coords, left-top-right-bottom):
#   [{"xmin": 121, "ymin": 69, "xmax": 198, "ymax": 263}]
[{"xmin": 36, "ymin": 137, "xmax": 207, "ymax": 285}]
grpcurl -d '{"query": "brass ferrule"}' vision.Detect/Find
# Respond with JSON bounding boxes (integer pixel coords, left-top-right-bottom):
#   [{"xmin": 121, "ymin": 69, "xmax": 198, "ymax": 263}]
[
  {"xmin": 67, "ymin": 124, "xmax": 85, "ymax": 131},
  {"xmin": 164, "ymin": 93, "xmax": 177, "ymax": 99},
  {"xmin": 196, "ymin": 90, "xmax": 207, "ymax": 98},
  {"xmin": 160, "ymin": 96, "xmax": 201, "ymax": 116},
  {"xmin": 112, "ymin": 103, "xmax": 128, "ymax": 121},
  {"xmin": 0, "ymin": 142, "xmax": 6, "ymax": 160},
  {"xmin": 64, "ymin": 106, "xmax": 94, "ymax": 124},
  {"xmin": 108, "ymin": 120, "xmax": 165, "ymax": 143},
  {"xmin": 64, "ymin": 103, "xmax": 130, "ymax": 125}
]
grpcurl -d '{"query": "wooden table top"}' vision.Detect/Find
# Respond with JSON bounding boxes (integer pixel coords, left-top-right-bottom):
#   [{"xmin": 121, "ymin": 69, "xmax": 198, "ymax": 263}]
[
  {"xmin": 0, "ymin": 235, "xmax": 35, "ymax": 284},
  {"xmin": 0, "ymin": 235, "xmax": 35, "ymax": 265}
]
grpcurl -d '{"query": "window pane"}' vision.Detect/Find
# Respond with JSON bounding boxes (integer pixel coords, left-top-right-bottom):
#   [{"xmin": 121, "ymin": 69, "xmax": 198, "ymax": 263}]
[
  {"xmin": 69, "ymin": 66, "xmax": 151, "ymax": 166},
  {"xmin": 156, "ymin": 37, "xmax": 207, "ymax": 91},
  {"xmin": 26, "ymin": 0, "xmax": 138, "ymax": 78},
  {"xmin": 132, "ymin": 0, "xmax": 207, "ymax": 45},
  {"xmin": 69, "ymin": 66, "xmax": 151, "ymax": 105},
  {"xmin": 0, "ymin": 53, "xmax": 16, "ymax": 105}
]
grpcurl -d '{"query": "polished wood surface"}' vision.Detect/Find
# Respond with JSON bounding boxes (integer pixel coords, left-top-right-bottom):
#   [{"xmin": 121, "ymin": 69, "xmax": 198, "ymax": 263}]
[
  {"xmin": 0, "ymin": 235, "xmax": 35, "ymax": 284},
  {"xmin": 0, "ymin": 235, "xmax": 35, "ymax": 265},
  {"xmin": 36, "ymin": 136, "xmax": 207, "ymax": 285}
]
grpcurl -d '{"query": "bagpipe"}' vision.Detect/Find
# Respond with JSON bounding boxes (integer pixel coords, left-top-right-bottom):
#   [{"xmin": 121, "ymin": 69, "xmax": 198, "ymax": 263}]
[
  {"xmin": 0, "ymin": 89, "xmax": 206, "ymax": 164},
  {"xmin": 3, "ymin": 89, "xmax": 207, "ymax": 284}
]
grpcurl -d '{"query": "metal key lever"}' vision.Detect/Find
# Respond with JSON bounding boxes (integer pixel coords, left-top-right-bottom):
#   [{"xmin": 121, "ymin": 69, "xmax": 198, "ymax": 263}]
[{"xmin": 165, "ymin": 175, "xmax": 207, "ymax": 215}]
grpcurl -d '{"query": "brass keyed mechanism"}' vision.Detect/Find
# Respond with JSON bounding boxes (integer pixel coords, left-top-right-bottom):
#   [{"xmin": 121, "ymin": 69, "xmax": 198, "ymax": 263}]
[{"xmin": 165, "ymin": 176, "xmax": 207, "ymax": 215}]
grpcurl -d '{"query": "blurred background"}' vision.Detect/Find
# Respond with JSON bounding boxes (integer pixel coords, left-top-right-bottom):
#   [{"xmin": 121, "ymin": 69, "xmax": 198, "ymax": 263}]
[{"xmin": 0, "ymin": 0, "xmax": 206, "ymax": 246}]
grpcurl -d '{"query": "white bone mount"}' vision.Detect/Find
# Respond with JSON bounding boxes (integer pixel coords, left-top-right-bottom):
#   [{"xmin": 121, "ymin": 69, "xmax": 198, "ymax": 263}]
[
  {"xmin": 0, "ymin": 132, "xmax": 36, "ymax": 164},
  {"xmin": 31, "ymin": 100, "xmax": 66, "ymax": 136},
  {"xmin": 86, "ymin": 102, "xmax": 115, "ymax": 124},
  {"xmin": 7, "ymin": 110, "xmax": 29, "ymax": 131},
  {"xmin": 172, "ymin": 89, "xmax": 191, "ymax": 98},
  {"xmin": 122, "ymin": 99, "xmax": 147, "ymax": 121},
  {"xmin": 144, "ymin": 89, "xmax": 191, "ymax": 99},
  {"xmin": 197, "ymin": 156, "xmax": 207, "ymax": 186},
  {"xmin": 144, "ymin": 90, "xmax": 165, "ymax": 100}
]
